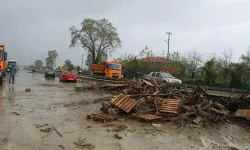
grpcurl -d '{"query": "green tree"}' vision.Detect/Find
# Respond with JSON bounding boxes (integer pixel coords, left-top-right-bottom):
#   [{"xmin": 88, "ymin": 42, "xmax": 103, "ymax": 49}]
[
  {"xmin": 64, "ymin": 59, "xmax": 72, "ymax": 66},
  {"xmin": 167, "ymin": 52, "xmax": 184, "ymax": 77},
  {"xmin": 203, "ymin": 58, "xmax": 217, "ymax": 85},
  {"xmin": 68, "ymin": 64, "xmax": 74, "ymax": 71},
  {"xmin": 34, "ymin": 60, "xmax": 43, "ymax": 69},
  {"xmin": 69, "ymin": 18, "xmax": 122, "ymax": 65},
  {"xmin": 230, "ymin": 63, "xmax": 248, "ymax": 89},
  {"xmin": 241, "ymin": 47, "xmax": 250, "ymax": 66},
  {"xmin": 45, "ymin": 50, "xmax": 58, "ymax": 69}
]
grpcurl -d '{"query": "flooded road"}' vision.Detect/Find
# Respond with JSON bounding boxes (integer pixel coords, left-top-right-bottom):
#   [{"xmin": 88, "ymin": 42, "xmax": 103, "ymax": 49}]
[
  {"xmin": 0, "ymin": 70, "xmax": 80, "ymax": 150},
  {"xmin": 0, "ymin": 70, "xmax": 249, "ymax": 150}
]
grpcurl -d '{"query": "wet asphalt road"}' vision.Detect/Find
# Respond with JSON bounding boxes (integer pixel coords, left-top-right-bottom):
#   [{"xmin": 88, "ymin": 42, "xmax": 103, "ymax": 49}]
[
  {"xmin": 0, "ymin": 69, "xmax": 120, "ymax": 150},
  {"xmin": 0, "ymin": 70, "xmax": 74, "ymax": 150},
  {"xmin": 1, "ymin": 70, "xmax": 250, "ymax": 150}
]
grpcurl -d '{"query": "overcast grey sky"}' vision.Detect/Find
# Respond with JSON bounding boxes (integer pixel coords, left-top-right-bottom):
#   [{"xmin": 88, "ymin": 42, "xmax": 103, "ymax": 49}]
[{"xmin": 1, "ymin": 0, "xmax": 250, "ymax": 66}]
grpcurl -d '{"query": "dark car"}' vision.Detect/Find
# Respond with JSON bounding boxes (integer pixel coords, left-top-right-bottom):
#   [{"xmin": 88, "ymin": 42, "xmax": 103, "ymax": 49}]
[
  {"xmin": 55, "ymin": 70, "xmax": 62, "ymax": 77},
  {"xmin": 45, "ymin": 70, "xmax": 56, "ymax": 78}
]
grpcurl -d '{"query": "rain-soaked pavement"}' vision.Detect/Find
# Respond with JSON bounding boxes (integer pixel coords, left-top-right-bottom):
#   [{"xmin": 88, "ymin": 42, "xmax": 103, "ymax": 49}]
[
  {"xmin": 0, "ymin": 70, "xmax": 250, "ymax": 150},
  {"xmin": 0, "ymin": 70, "xmax": 84, "ymax": 150}
]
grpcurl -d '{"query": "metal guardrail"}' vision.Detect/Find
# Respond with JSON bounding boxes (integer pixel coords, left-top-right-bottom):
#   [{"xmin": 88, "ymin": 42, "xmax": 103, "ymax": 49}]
[
  {"xmin": 182, "ymin": 84, "xmax": 248, "ymax": 93},
  {"xmin": 78, "ymin": 76, "xmax": 124, "ymax": 84}
]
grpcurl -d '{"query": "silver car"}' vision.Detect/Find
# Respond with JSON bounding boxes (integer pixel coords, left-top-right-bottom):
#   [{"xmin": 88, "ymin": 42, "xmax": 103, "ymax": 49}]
[{"xmin": 143, "ymin": 72, "xmax": 182, "ymax": 84}]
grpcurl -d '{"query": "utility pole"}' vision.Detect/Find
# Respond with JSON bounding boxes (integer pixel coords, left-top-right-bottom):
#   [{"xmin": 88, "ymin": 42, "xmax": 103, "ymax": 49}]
[
  {"xmin": 165, "ymin": 32, "xmax": 172, "ymax": 60},
  {"xmin": 81, "ymin": 54, "xmax": 84, "ymax": 70}
]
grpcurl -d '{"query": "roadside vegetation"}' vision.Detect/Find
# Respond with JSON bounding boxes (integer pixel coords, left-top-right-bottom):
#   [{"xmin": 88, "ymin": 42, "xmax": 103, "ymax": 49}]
[
  {"xmin": 26, "ymin": 18, "xmax": 250, "ymax": 90},
  {"xmin": 115, "ymin": 47, "xmax": 250, "ymax": 89}
]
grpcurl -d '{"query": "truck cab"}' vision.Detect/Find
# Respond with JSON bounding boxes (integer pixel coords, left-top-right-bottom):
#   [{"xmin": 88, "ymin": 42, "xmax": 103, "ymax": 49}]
[
  {"xmin": 0, "ymin": 44, "xmax": 7, "ymax": 84},
  {"xmin": 104, "ymin": 62, "xmax": 122, "ymax": 79},
  {"xmin": 92, "ymin": 61, "xmax": 122, "ymax": 79}
]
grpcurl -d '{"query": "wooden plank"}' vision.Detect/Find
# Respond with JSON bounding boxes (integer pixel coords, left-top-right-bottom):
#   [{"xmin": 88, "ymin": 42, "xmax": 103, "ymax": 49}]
[
  {"xmin": 122, "ymin": 99, "xmax": 133, "ymax": 109},
  {"xmin": 161, "ymin": 106, "xmax": 179, "ymax": 109},
  {"xmin": 162, "ymin": 103, "xmax": 180, "ymax": 106},
  {"xmin": 161, "ymin": 107, "xmax": 179, "ymax": 109},
  {"xmin": 112, "ymin": 93, "xmax": 124, "ymax": 104},
  {"xmin": 132, "ymin": 114, "xmax": 162, "ymax": 121},
  {"xmin": 139, "ymin": 114, "xmax": 161, "ymax": 119},
  {"xmin": 114, "ymin": 95, "xmax": 128, "ymax": 106},
  {"xmin": 117, "ymin": 96, "xmax": 130, "ymax": 108},
  {"xmin": 119, "ymin": 98, "xmax": 132, "ymax": 110},
  {"xmin": 144, "ymin": 116, "xmax": 156, "ymax": 119},
  {"xmin": 111, "ymin": 94, "xmax": 121, "ymax": 103},
  {"xmin": 161, "ymin": 104, "xmax": 180, "ymax": 106},
  {"xmin": 235, "ymin": 109, "xmax": 250, "ymax": 120},
  {"xmin": 167, "ymin": 101, "xmax": 180, "ymax": 103},
  {"xmin": 93, "ymin": 115, "xmax": 109, "ymax": 121},
  {"xmin": 160, "ymin": 108, "xmax": 178, "ymax": 110},
  {"xmin": 125, "ymin": 101, "xmax": 138, "ymax": 113},
  {"xmin": 163, "ymin": 99, "xmax": 180, "ymax": 101},
  {"xmin": 164, "ymin": 102, "xmax": 180, "ymax": 104},
  {"xmin": 161, "ymin": 103, "xmax": 179, "ymax": 105},
  {"xmin": 123, "ymin": 100, "xmax": 135, "ymax": 112},
  {"xmin": 161, "ymin": 107, "xmax": 178, "ymax": 109},
  {"xmin": 160, "ymin": 108, "xmax": 178, "ymax": 111},
  {"xmin": 160, "ymin": 111, "xmax": 177, "ymax": 113},
  {"xmin": 97, "ymin": 114, "xmax": 114, "ymax": 120},
  {"xmin": 120, "ymin": 98, "xmax": 133, "ymax": 110},
  {"xmin": 160, "ymin": 109, "xmax": 177, "ymax": 111},
  {"xmin": 163, "ymin": 103, "xmax": 180, "ymax": 106},
  {"xmin": 115, "ymin": 93, "xmax": 126, "ymax": 104}
]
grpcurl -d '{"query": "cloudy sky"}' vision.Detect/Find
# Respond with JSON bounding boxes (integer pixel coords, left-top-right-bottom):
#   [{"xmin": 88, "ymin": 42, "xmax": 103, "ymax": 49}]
[{"xmin": 1, "ymin": 0, "xmax": 250, "ymax": 66}]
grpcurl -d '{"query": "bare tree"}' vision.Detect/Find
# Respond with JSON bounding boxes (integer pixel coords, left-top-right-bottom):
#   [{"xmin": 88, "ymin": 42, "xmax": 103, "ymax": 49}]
[
  {"xmin": 186, "ymin": 50, "xmax": 203, "ymax": 79},
  {"xmin": 218, "ymin": 49, "xmax": 233, "ymax": 80}
]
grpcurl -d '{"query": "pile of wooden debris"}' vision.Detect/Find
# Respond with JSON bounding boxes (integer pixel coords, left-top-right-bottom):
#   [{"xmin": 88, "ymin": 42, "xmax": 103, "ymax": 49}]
[{"xmin": 87, "ymin": 79, "xmax": 250, "ymax": 126}]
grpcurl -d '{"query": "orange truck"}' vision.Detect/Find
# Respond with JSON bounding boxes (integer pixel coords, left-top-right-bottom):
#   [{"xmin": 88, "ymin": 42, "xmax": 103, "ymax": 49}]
[
  {"xmin": 0, "ymin": 44, "xmax": 7, "ymax": 85},
  {"xmin": 92, "ymin": 61, "xmax": 122, "ymax": 79}
]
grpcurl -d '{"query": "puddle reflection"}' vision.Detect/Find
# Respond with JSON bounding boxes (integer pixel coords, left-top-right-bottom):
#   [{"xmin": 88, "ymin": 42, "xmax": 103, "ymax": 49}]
[
  {"xmin": 8, "ymin": 85, "xmax": 14, "ymax": 92},
  {"xmin": 0, "ymin": 81, "xmax": 7, "ymax": 120}
]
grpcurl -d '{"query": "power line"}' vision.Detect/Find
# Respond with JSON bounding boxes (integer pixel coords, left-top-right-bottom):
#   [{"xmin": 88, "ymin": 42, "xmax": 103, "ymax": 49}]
[
  {"xmin": 179, "ymin": 17, "xmax": 250, "ymax": 33},
  {"xmin": 174, "ymin": 27, "xmax": 250, "ymax": 41},
  {"xmin": 129, "ymin": 17, "xmax": 250, "ymax": 45}
]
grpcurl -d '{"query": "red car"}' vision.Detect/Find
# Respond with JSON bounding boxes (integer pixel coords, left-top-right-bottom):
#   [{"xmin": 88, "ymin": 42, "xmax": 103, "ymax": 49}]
[{"xmin": 59, "ymin": 71, "xmax": 77, "ymax": 82}]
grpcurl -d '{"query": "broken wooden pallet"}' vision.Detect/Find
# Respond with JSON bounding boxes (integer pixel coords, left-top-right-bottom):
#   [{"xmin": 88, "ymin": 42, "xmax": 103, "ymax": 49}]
[
  {"xmin": 159, "ymin": 99, "xmax": 181, "ymax": 114},
  {"xmin": 111, "ymin": 93, "xmax": 138, "ymax": 113},
  {"xmin": 235, "ymin": 109, "xmax": 250, "ymax": 120},
  {"xmin": 90, "ymin": 113, "xmax": 120, "ymax": 123},
  {"xmin": 131, "ymin": 114, "xmax": 162, "ymax": 121}
]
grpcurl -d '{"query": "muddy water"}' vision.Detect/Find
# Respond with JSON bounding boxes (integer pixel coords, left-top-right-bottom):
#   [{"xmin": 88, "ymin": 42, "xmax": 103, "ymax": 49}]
[{"xmin": 0, "ymin": 70, "xmax": 249, "ymax": 150}]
